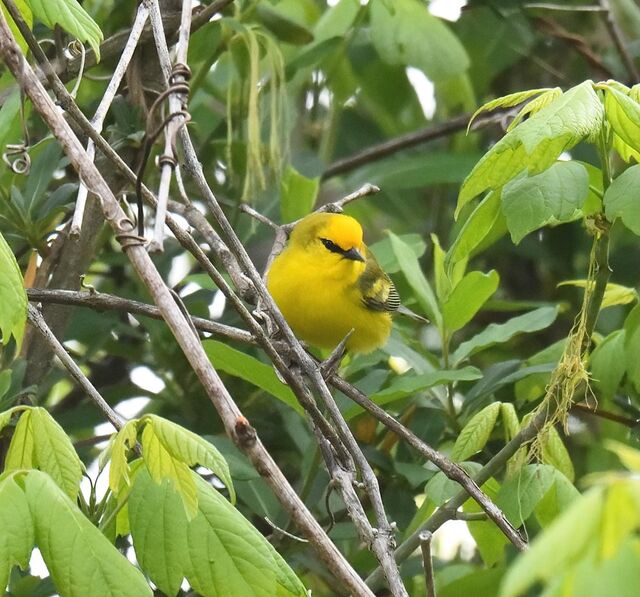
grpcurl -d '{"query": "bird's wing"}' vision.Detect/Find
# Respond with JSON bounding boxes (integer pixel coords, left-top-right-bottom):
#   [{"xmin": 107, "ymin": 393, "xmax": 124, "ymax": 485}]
[{"xmin": 358, "ymin": 248, "xmax": 400, "ymax": 313}]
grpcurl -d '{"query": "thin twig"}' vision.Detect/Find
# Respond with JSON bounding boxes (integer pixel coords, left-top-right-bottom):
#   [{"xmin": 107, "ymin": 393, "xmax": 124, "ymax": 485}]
[
  {"xmin": 26, "ymin": 288, "xmax": 254, "ymax": 343},
  {"xmin": 525, "ymin": 3, "xmax": 606, "ymax": 11},
  {"xmin": 27, "ymin": 304, "xmax": 123, "ymax": 430},
  {"xmin": 599, "ymin": 0, "xmax": 639, "ymax": 87},
  {"xmin": 419, "ymin": 531, "xmax": 436, "ymax": 597},
  {"xmin": 71, "ymin": 3, "xmax": 150, "ymax": 235},
  {"xmin": 572, "ymin": 402, "xmax": 640, "ymax": 427}
]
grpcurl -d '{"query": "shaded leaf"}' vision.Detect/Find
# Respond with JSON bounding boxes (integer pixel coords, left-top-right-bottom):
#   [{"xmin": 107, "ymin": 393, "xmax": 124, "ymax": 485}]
[
  {"xmin": 453, "ymin": 306, "xmax": 559, "ymax": 364},
  {"xmin": 443, "ymin": 270, "xmax": 499, "ymax": 332},
  {"xmin": 29, "ymin": 0, "xmax": 103, "ymax": 59},
  {"xmin": 204, "ymin": 340, "xmax": 303, "ymax": 415},
  {"xmin": 603, "ymin": 163, "xmax": 640, "ymax": 235},
  {"xmin": 280, "ymin": 165, "xmax": 319, "ymax": 223}
]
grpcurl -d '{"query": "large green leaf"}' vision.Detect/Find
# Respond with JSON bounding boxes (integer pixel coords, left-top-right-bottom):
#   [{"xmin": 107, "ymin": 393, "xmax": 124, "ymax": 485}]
[
  {"xmin": 129, "ymin": 468, "xmax": 307, "ymax": 597},
  {"xmin": 443, "ymin": 270, "xmax": 499, "ymax": 332},
  {"xmin": 603, "ymin": 163, "xmax": 640, "ymax": 235},
  {"xmin": 0, "ymin": 231, "xmax": 27, "ymax": 349},
  {"xmin": 452, "ymin": 402, "xmax": 501, "ymax": 461},
  {"xmin": 501, "ymin": 161, "xmax": 589, "ymax": 243},
  {"xmin": 446, "ymin": 190, "xmax": 507, "ymax": 268},
  {"xmin": 28, "ymin": 0, "xmax": 103, "ymax": 59},
  {"xmin": 345, "ymin": 366, "xmax": 481, "ymax": 418},
  {"xmin": 497, "ymin": 464, "xmax": 556, "ymax": 527},
  {"xmin": 0, "ymin": 473, "xmax": 34, "ymax": 591},
  {"xmin": 500, "ymin": 487, "xmax": 604, "ymax": 597},
  {"xmin": 203, "ymin": 341, "xmax": 303, "ymax": 415},
  {"xmin": 457, "ymin": 81, "xmax": 603, "ymax": 214},
  {"xmin": 369, "ymin": 0, "xmax": 469, "ymax": 82},
  {"xmin": 624, "ymin": 304, "xmax": 640, "ymax": 392},
  {"xmin": 604, "ymin": 86, "xmax": 640, "ymax": 156},
  {"xmin": 591, "ymin": 329, "xmax": 626, "ymax": 400},
  {"xmin": 24, "ymin": 470, "xmax": 153, "ymax": 597},
  {"xmin": 141, "ymin": 414, "xmax": 235, "ymax": 504},
  {"xmin": 453, "ymin": 306, "xmax": 559, "ymax": 364},
  {"xmin": 4, "ymin": 407, "xmax": 84, "ymax": 499}
]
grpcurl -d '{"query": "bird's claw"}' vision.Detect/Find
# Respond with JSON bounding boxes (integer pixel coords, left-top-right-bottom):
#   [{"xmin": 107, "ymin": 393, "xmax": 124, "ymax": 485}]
[{"xmin": 319, "ymin": 329, "xmax": 353, "ymax": 379}]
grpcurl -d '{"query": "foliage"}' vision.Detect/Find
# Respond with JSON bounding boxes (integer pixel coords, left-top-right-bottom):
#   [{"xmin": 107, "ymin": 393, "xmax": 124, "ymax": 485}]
[{"xmin": 1, "ymin": 0, "xmax": 640, "ymax": 596}]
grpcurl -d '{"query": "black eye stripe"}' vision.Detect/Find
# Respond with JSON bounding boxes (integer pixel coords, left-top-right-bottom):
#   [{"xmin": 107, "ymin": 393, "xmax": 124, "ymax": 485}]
[{"xmin": 320, "ymin": 238, "xmax": 344, "ymax": 254}]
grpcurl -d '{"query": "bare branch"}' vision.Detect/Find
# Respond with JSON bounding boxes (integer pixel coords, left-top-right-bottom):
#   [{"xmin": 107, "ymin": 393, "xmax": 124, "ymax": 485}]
[
  {"xmin": 322, "ymin": 113, "xmax": 506, "ymax": 179},
  {"xmin": 419, "ymin": 531, "xmax": 436, "ymax": 597},
  {"xmin": 599, "ymin": 0, "xmax": 639, "ymax": 82},
  {"xmin": 26, "ymin": 288, "xmax": 254, "ymax": 344}
]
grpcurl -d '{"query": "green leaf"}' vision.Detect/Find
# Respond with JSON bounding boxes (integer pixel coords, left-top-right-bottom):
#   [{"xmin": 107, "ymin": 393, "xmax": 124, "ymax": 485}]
[
  {"xmin": 4, "ymin": 408, "xmax": 34, "ymax": 470},
  {"xmin": 4, "ymin": 407, "xmax": 83, "ymax": 499},
  {"xmin": 0, "ymin": 473, "xmax": 34, "ymax": 591},
  {"xmin": 603, "ymin": 163, "xmax": 640, "ymax": 235},
  {"xmin": 501, "ymin": 161, "xmax": 589, "ymax": 243},
  {"xmin": 141, "ymin": 414, "xmax": 235, "ymax": 504},
  {"xmin": 540, "ymin": 427, "xmax": 574, "ymax": 482},
  {"xmin": 0, "ymin": 231, "xmax": 27, "ymax": 349},
  {"xmin": 453, "ymin": 306, "xmax": 559, "ymax": 364},
  {"xmin": 129, "ymin": 468, "xmax": 307, "ymax": 597},
  {"xmin": 141, "ymin": 423, "xmax": 199, "ymax": 518},
  {"xmin": 624, "ymin": 304, "xmax": 640, "ymax": 392},
  {"xmin": 604, "ymin": 86, "xmax": 640, "ymax": 155},
  {"xmin": 347, "ymin": 366, "xmax": 481, "ymax": 418},
  {"xmin": 446, "ymin": 190, "xmax": 507, "ymax": 268},
  {"xmin": 507, "ymin": 88, "xmax": 564, "ymax": 131},
  {"xmin": 559, "ymin": 280, "xmax": 638, "ymax": 309},
  {"xmin": 500, "ymin": 403, "xmax": 520, "ymax": 441},
  {"xmin": 600, "ymin": 482, "xmax": 640, "ymax": 560},
  {"xmin": 0, "ymin": 369, "xmax": 11, "ymax": 400},
  {"xmin": 464, "ymin": 477, "xmax": 507, "ymax": 566},
  {"xmin": 204, "ymin": 340, "xmax": 302, "ymax": 415},
  {"xmin": 255, "ymin": 4, "xmax": 314, "ymax": 45},
  {"xmin": 425, "ymin": 461, "xmax": 483, "ymax": 505},
  {"xmin": 108, "ymin": 419, "xmax": 139, "ymax": 494},
  {"xmin": 431, "ymin": 234, "xmax": 449, "ymax": 301},
  {"xmin": 28, "ymin": 0, "xmax": 103, "ymax": 60},
  {"xmin": 370, "ymin": 0, "xmax": 469, "ymax": 82},
  {"xmin": 29, "ymin": 408, "xmax": 84, "ymax": 499},
  {"xmin": 457, "ymin": 81, "xmax": 603, "ymax": 214},
  {"xmin": 1, "ymin": 0, "xmax": 33, "ymax": 55},
  {"xmin": 452, "ymin": 402, "xmax": 501, "ymax": 461},
  {"xmin": 24, "ymin": 470, "xmax": 153, "ymax": 597},
  {"xmin": 534, "ymin": 468, "xmax": 579, "ymax": 527},
  {"xmin": 443, "ymin": 270, "xmax": 499, "ymax": 332},
  {"xmin": 591, "ymin": 329, "xmax": 626, "ymax": 400},
  {"xmin": 467, "ymin": 88, "xmax": 554, "ymax": 131},
  {"xmin": 280, "ymin": 165, "xmax": 319, "ymax": 223},
  {"xmin": 369, "ymin": 234, "xmax": 426, "ymax": 274},
  {"xmin": 388, "ymin": 231, "xmax": 442, "ymax": 327},
  {"xmin": 605, "ymin": 439, "xmax": 640, "ymax": 472},
  {"xmin": 500, "ymin": 487, "xmax": 604, "ymax": 597},
  {"xmin": 128, "ymin": 476, "xmax": 188, "ymax": 597}
]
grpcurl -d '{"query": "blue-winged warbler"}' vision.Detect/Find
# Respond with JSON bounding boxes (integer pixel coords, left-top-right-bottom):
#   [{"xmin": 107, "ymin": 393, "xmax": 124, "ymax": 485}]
[{"xmin": 267, "ymin": 212, "xmax": 423, "ymax": 353}]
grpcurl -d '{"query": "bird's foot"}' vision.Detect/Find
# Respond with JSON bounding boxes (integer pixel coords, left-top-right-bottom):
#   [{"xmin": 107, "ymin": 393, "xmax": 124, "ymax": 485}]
[{"xmin": 319, "ymin": 329, "xmax": 353, "ymax": 380}]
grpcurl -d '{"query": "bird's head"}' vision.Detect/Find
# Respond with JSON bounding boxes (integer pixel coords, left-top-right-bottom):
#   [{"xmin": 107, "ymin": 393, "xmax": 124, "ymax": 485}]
[{"xmin": 290, "ymin": 213, "xmax": 365, "ymax": 263}]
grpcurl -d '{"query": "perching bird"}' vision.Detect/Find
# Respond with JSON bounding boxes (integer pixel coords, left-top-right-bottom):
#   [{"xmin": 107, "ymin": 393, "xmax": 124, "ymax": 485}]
[{"xmin": 267, "ymin": 212, "xmax": 425, "ymax": 354}]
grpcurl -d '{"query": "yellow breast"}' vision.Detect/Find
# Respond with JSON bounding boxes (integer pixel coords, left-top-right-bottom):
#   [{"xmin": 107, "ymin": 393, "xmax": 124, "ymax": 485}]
[{"xmin": 267, "ymin": 246, "xmax": 392, "ymax": 353}]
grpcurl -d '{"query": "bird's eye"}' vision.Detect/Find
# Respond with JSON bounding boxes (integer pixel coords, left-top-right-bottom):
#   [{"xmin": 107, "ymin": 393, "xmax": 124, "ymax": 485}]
[{"xmin": 320, "ymin": 238, "xmax": 343, "ymax": 254}]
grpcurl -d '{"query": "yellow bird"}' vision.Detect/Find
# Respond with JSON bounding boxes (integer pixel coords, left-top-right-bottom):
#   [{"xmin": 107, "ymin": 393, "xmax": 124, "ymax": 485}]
[{"xmin": 267, "ymin": 212, "xmax": 421, "ymax": 354}]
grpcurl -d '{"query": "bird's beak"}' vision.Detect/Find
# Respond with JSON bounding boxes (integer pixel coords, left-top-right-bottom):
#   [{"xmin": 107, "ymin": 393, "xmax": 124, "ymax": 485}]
[{"xmin": 343, "ymin": 247, "xmax": 365, "ymax": 262}]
